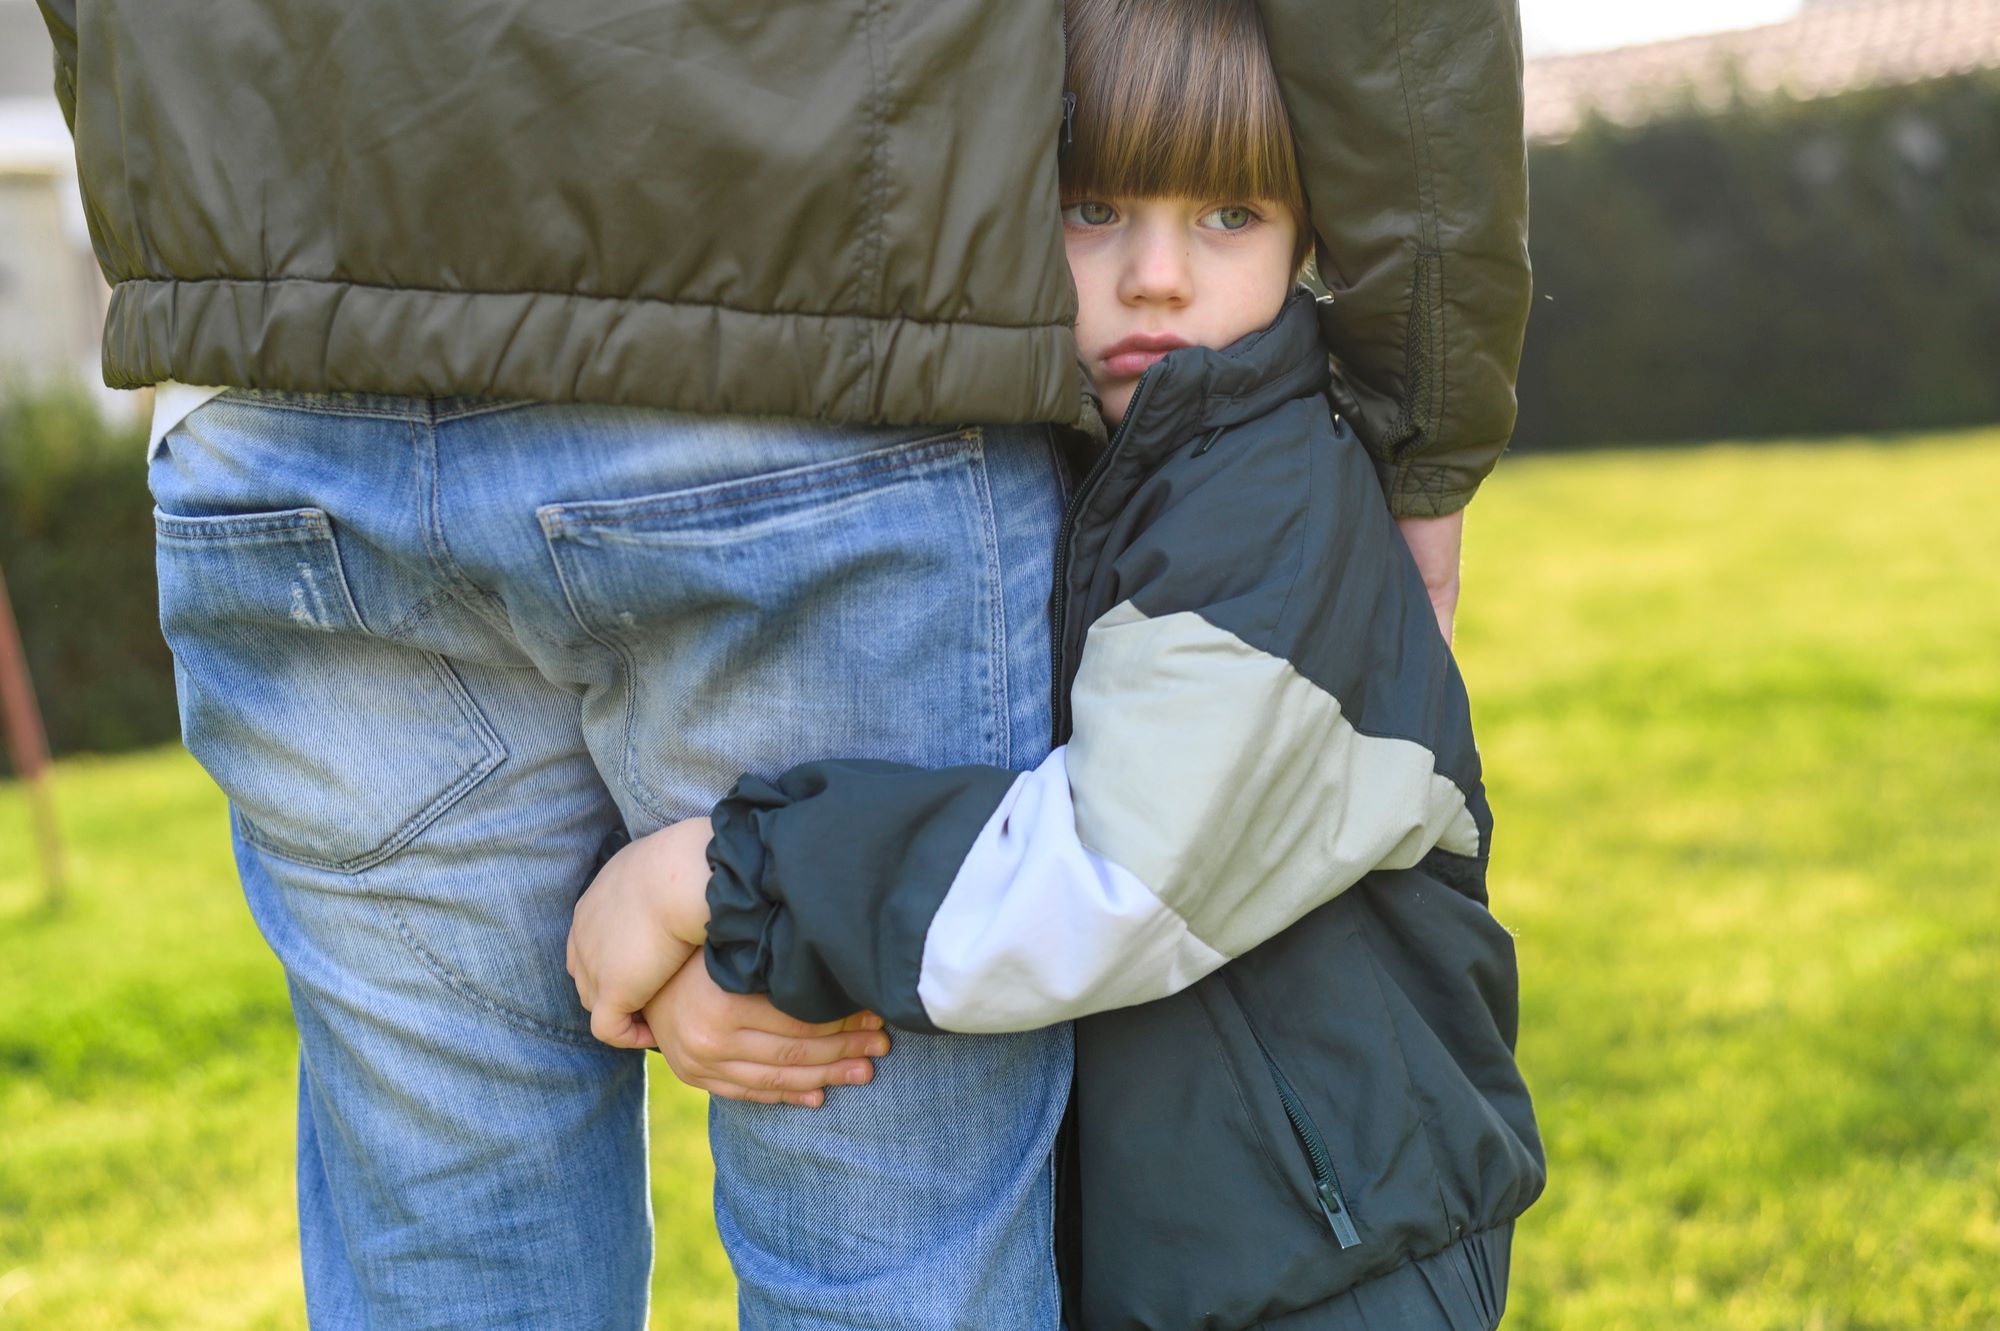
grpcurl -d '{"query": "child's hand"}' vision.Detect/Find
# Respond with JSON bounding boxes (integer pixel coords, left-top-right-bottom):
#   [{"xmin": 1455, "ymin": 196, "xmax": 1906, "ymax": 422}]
[
  {"xmin": 640, "ymin": 954, "xmax": 889, "ymax": 1108},
  {"xmin": 567, "ymin": 817, "xmax": 716, "ymax": 1049}
]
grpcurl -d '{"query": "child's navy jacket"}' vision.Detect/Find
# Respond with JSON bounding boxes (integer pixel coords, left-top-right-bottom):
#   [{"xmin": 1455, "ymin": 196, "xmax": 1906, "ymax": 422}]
[{"xmin": 704, "ymin": 290, "xmax": 1545, "ymax": 1327}]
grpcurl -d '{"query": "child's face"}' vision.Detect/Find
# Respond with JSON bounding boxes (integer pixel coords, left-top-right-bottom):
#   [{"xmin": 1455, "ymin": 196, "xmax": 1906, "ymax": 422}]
[{"xmin": 1062, "ymin": 194, "xmax": 1298, "ymax": 427}]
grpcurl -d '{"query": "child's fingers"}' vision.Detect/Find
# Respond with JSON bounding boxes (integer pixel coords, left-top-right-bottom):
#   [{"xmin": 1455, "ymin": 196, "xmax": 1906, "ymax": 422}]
[
  {"xmin": 694, "ymin": 1080, "xmax": 828, "ymax": 1109},
  {"xmin": 705, "ymin": 1058, "xmax": 877, "ymax": 1097},
  {"xmin": 588, "ymin": 1006, "xmax": 656, "ymax": 1050},
  {"xmin": 731, "ymin": 998, "xmax": 886, "ymax": 1038},
  {"xmin": 722, "ymin": 1028, "xmax": 890, "ymax": 1070}
]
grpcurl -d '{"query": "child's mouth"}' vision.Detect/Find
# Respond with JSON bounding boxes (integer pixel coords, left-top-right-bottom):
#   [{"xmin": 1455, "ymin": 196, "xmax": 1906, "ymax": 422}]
[{"xmin": 1100, "ymin": 333, "xmax": 1190, "ymax": 378}]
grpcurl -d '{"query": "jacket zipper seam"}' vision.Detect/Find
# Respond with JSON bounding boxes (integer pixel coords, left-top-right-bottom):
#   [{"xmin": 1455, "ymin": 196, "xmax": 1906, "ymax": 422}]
[
  {"xmin": 853, "ymin": 0, "xmax": 892, "ymax": 391},
  {"xmin": 1225, "ymin": 975, "xmax": 1364, "ymax": 1250},
  {"xmin": 1048, "ymin": 371, "xmax": 1157, "ymax": 743},
  {"xmin": 1257, "ymin": 1040, "xmax": 1364, "ymax": 1250}
]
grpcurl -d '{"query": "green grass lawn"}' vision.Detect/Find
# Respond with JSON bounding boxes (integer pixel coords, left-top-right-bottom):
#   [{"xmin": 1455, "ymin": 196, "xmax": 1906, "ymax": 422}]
[{"xmin": 4, "ymin": 427, "xmax": 1997, "ymax": 1329}]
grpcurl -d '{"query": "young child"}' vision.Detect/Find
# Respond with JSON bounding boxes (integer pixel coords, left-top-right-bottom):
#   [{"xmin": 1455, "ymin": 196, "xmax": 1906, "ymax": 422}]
[{"xmin": 570, "ymin": 0, "xmax": 1544, "ymax": 1325}]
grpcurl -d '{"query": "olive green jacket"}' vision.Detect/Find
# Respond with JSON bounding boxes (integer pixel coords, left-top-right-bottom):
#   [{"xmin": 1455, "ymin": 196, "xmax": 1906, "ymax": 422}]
[{"xmin": 35, "ymin": 0, "xmax": 1527, "ymax": 515}]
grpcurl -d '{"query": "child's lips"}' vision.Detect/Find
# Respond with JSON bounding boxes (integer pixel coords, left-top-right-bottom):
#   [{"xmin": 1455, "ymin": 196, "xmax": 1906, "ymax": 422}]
[
  {"xmin": 1099, "ymin": 334, "xmax": 1190, "ymax": 379},
  {"xmin": 1102, "ymin": 348, "xmax": 1173, "ymax": 378}
]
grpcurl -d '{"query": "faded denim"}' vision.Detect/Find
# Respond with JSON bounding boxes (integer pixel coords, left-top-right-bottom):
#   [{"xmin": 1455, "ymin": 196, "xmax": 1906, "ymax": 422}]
[{"xmin": 150, "ymin": 390, "xmax": 1072, "ymax": 1330}]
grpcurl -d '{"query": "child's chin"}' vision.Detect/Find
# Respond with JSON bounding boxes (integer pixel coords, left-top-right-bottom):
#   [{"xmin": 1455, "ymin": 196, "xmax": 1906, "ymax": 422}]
[{"xmin": 1094, "ymin": 386, "xmax": 1134, "ymax": 428}]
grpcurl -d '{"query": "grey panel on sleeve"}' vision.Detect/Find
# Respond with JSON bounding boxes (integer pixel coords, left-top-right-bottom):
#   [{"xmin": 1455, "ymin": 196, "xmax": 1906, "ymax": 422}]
[{"xmin": 1067, "ymin": 601, "xmax": 1478, "ymax": 960}]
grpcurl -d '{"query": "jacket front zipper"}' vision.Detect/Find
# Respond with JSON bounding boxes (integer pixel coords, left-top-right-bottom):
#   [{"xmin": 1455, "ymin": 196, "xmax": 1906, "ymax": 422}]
[
  {"xmin": 1048, "ymin": 344, "xmax": 1363, "ymax": 1249},
  {"xmin": 1048, "ymin": 371, "xmax": 1157, "ymax": 745}
]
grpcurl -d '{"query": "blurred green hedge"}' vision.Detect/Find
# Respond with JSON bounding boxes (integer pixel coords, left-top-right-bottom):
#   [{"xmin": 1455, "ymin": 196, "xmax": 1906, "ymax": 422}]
[
  {"xmin": 1515, "ymin": 69, "xmax": 2000, "ymax": 450},
  {"xmin": 0, "ymin": 386, "xmax": 178, "ymax": 770}
]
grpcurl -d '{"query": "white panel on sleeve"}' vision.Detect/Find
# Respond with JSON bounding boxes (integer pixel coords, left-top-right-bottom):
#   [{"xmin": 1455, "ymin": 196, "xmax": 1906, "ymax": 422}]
[{"xmin": 916, "ymin": 747, "xmax": 1228, "ymax": 1033}]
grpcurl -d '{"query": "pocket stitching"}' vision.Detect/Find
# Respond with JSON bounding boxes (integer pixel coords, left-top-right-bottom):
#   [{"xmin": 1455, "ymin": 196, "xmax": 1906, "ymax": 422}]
[
  {"xmin": 232, "ymin": 653, "xmax": 507, "ymax": 874},
  {"xmin": 153, "ymin": 506, "xmax": 369, "ymax": 629},
  {"xmin": 379, "ymin": 895, "xmax": 599, "ymax": 1048},
  {"xmin": 163, "ymin": 506, "xmax": 507, "ymax": 872},
  {"xmin": 963, "ymin": 430, "xmax": 1011, "ymax": 770},
  {"xmin": 541, "ymin": 530, "xmax": 672, "ymax": 827},
  {"xmin": 1355, "ymin": 930, "xmax": 1462, "ymax": 1236},
  {"xmin": 1193, "ymin": 981, "xmax": 1312, "ymax": 1205},
  {"xmin": 534, "ymin": 426, "xmax": 998, "ymax": 825},
  {"xmin": 155, "ymin": 505, "xmax": 338, "ymax": 545},
  {"xmin": 537, "ymin": 429, "xmax": 981, "ymax": 534}
]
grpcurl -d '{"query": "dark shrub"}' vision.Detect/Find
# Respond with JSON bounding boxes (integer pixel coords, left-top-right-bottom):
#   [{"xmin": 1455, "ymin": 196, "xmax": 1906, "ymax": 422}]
[
  {"xmin": 0, "ymin": 385, "xmax": 177, "ymax": 769},
  {"xmin": 1517, "ymin": 70, "xmax": 2000, "ymax": 450}
]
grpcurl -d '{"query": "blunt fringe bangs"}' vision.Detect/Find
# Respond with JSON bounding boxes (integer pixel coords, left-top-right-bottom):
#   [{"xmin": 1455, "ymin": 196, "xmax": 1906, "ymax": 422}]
[{"xmin": 1061, "ymin": 0, "xmax": 1306, "ymax": 241}]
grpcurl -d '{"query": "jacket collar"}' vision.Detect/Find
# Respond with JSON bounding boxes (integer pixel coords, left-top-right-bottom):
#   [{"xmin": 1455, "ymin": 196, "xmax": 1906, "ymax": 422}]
[{"xmin": 1106, "ymin": 288, "xmax": 1331, "ymax": 455}]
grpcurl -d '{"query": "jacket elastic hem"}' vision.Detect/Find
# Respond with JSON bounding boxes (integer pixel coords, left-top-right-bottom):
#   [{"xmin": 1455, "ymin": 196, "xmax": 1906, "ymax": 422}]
[
  {"xmin": 103, "ymin": 276, "xmax": 1082, "ymax": 428},
  {"xmin": 703, "ymin": 781, "xmax": 783, "ymax": 997},
  {"xmin": 1248, "ymin": 1222, "xmax": 1515, "ymax": 1331}
]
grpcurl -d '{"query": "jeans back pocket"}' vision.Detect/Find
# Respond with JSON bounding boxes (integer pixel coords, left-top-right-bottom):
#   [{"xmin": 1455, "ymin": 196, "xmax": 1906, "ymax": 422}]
[
  {"xmin": 537, "ymin": 428, "xmax": 1011, "ymax": 825},
  {"xmin": 155, "ymin": 506, "xmax": 504, "ymax": 872}
]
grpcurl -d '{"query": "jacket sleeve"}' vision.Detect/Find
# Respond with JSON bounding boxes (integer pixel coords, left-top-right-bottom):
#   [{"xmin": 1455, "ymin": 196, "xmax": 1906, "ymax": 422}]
[
  {"xmin": 1256, "ymin": 0, "xmax": 1531, "ymax": 518},
  {"xmin": 35, "ymin": 1, "xmax": 80, "ymax": 131},
  {"xmin": 706, "ymin": 418, "xmax": 1487, "ymax": 1034}
]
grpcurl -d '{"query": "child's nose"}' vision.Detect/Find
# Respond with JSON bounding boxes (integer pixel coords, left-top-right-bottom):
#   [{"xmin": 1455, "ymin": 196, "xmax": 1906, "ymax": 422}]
[{"xmin": 1119, "ymin": 228, "xmax": 1192, "ymax": 306}]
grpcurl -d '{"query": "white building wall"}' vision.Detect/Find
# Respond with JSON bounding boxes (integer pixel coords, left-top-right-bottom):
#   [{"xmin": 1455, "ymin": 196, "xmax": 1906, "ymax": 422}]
[{"xmin": 1, "ymin": 0, "xmax": 129, "ymax": 418}]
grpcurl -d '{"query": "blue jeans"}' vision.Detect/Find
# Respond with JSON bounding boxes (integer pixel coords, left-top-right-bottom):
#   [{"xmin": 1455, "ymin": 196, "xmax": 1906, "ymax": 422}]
[{"xmin": 149, "ymin": 391, "xmax": 1073, "ymax": 1330}]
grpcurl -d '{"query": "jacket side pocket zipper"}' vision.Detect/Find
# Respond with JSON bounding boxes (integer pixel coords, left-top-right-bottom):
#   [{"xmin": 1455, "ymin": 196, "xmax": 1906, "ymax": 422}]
[{"xmin": 1243, "ymin": 1022, "xmax": 1363, "ymax": 1250}]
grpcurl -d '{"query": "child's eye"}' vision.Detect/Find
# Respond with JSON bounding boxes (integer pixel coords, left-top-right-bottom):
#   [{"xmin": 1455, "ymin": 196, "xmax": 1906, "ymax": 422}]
[
  {"xmin": 1203, "ymin": 206, "xmax": 1257, "ymax": 231},
  {"xmin": 1062, "ymin": 201, "xmax": 1118, "ymax": 227}
]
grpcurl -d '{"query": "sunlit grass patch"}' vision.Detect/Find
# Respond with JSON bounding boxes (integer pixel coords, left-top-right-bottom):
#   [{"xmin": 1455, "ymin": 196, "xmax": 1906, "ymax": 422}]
[
  {"xmin": 3, "ymin": 426, "xmax": 1996, "ymax": 1328},
  {"xmin": 1470, "ymin": 428, "xmax": 2000, "ymax": 1331}
]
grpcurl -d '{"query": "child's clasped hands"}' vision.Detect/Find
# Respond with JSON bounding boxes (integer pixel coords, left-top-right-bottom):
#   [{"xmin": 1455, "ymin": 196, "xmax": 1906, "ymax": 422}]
[{"xmin": 565, "ymin": 816, "xmax": 888, "ymax": 1107}]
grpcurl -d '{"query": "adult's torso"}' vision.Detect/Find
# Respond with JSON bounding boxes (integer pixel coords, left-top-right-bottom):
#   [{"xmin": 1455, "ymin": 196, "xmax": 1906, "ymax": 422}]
[{"xmin": 65, "ymin": 0, "xmax": 1081, "ymax": 423}]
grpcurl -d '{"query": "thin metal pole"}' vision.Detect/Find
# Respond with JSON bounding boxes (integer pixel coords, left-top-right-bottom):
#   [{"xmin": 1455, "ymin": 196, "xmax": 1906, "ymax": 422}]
[{"xmin": 0, "ymin": 563, "xmax": 64, "ymax": 907}]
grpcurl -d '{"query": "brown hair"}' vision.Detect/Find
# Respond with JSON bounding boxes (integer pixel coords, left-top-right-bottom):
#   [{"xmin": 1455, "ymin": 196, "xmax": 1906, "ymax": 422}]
[{"xmin": 1061, "ymin": 0, "xmax": 1311, "ymax": 269}]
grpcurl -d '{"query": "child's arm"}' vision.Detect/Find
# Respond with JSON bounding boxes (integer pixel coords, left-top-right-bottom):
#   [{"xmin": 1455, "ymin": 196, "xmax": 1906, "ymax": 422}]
[
  {"xmin": 701, "ymin": 418, "xmax": 1487, "ymax": 1035},
  {"xmin": 633, "ymin": 943, "xmax": 887, "ymax": 1109},
  {"xmin": 566, "ymin": 817, "xmax": 711, "ymax": 1050},
  {"xmin": 567, "ymin": 818, "xmax": 887, "ymax": 1106}
]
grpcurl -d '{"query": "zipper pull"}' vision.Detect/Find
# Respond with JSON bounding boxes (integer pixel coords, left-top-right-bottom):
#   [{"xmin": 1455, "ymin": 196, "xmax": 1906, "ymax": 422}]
[
  {"xmin": 1061, "ymin": 91, "xmax": 1078, "ymax": 149},
  {"xmin": 1316, "ymin": 1180, "xmax": 1363, "ymax": 1250}
]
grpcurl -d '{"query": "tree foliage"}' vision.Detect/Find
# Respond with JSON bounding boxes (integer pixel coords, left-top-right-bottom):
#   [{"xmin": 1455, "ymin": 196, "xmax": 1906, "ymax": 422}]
[{"xmin": 1516, "ymin": 70, "xmax": 2000, "ymax": 450}]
